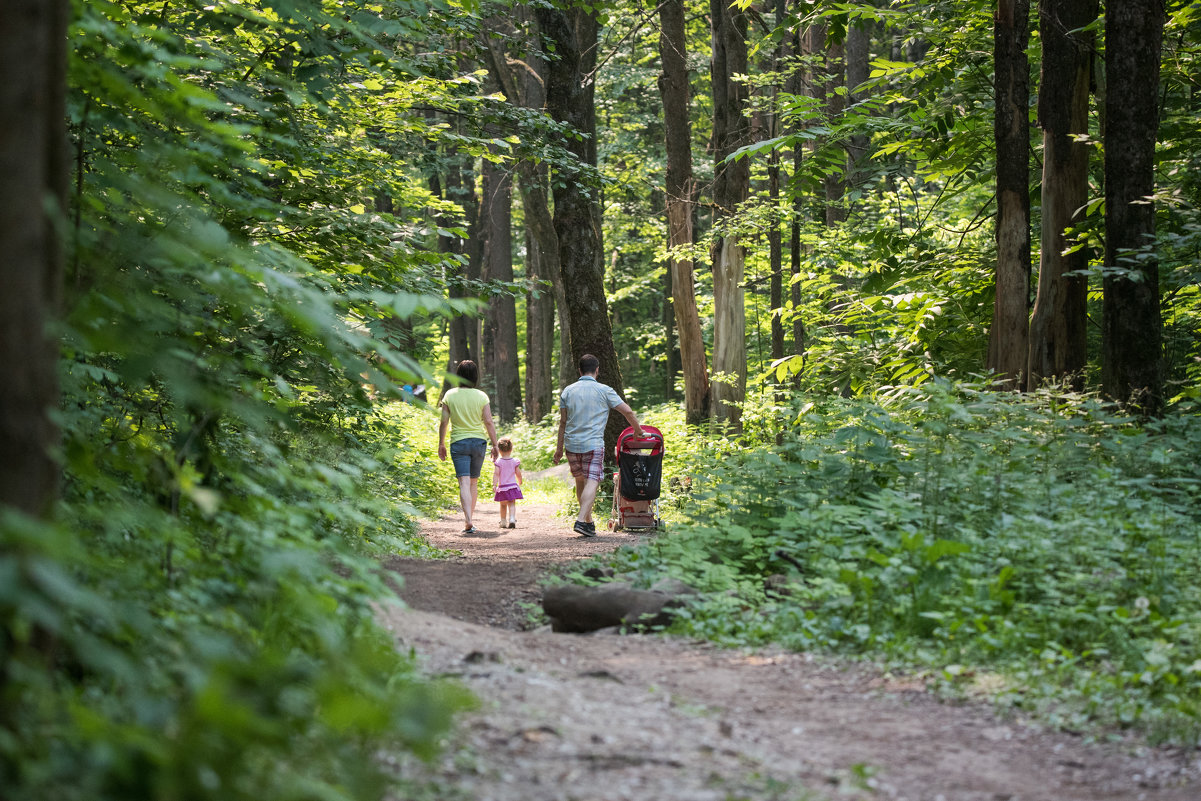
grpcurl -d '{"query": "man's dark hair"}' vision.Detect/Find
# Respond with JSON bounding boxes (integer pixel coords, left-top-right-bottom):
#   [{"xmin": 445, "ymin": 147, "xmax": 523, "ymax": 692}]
[
  {"xmin": 455, "ymin": 359, "xmax": 479, "ymax": 387},
  {"xmin": 579, "ymin": 354, "xmax": 600, "ymax": 375}
]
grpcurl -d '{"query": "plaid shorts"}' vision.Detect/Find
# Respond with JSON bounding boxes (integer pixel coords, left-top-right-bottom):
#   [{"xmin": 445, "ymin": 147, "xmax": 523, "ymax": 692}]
[{"xmin": 566, "ymin": 449, "xmax": 604, "ymax": 483}]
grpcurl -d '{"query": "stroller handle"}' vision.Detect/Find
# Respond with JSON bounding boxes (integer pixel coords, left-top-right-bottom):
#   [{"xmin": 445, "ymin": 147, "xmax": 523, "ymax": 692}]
[{"xmin": 617, "ymin": 425, "xmax": 664, "ymax": 452}]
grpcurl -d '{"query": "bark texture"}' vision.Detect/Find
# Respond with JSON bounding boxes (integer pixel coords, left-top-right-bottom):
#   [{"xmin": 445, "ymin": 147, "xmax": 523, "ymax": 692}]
[
  {"xmin": 768, "ymin": 0, "xmax": 786, "ymax": 364},
  {"xmin": 844, "ymin": 20, "xmax": 872, "ymax": 185},
  {"xmin": 447, "ymin": 148, "xmax": 481, "ymax": 377},
  {"xmin": 789, "ymin": 28, "xmax": 807, "ymax": 360},
  {"xmin": 0, "ymin": 0, "xmax": 66, "ymax": 517},
  {"xmin": 481, "ymin": 13, "xmax": 566, "ymax": 419},
  {"xmin": 988, "ymin": 0, "xmax": 1032, "ymax": 388},
  {"xmin": 1027, "ymin": 0, "xmax": 1096, "ymax": 389},
  {"xmin": 709, "ymin": 0, "xmax": 750, "ymax": 430},
  {"xmin": 536, "ymin": 3, "xmax": 628, "ymax": 450},
  {"xmin": 1102, "ymin": 0, "xmax": 1164, "ymax": 414},
  {"xmin": 481, "ymin": 151, "xmax": 522, "ymax": 421},
  {"xmin": 822, "ymin": 37, "xmax": 846, "ymax": 226},
  {"xmin": 658, "ymin": 0, "xmax": 709, "ymax": 425}
]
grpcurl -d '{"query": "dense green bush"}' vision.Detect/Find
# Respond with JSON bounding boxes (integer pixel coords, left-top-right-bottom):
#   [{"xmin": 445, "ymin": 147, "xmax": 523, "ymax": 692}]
[
  {"xmin": 2, "ymin": 1, "xmax": 483, "ymax": 798},
  {"xmin": 589, "ymin": 382, "xmax": 1201, "ymax": 743}
]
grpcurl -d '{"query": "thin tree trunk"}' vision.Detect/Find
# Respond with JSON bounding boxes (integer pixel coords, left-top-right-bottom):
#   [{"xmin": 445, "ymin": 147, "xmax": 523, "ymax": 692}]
[
  {"xmin": 446, "ymin": 145, "xmax": 482, "ymax": 382},
  {"xmin": 525, "ymin": 222, "xmax": 555, "ymax": 421},
  {"xmin": 710, "ymin": 0, "xmax": 750, "ymax": 430},
  {"xmin": 1102, "ymin": 0, "xmax": 1164, "ymax": 414},
  {"xmin": 988, "ymin": 0, "xmax": 1032, "ymax": 388},
  {"xmin": 768, "ymin": 0, "xmax": 785, "ymax": 364},
  {"xmin": 789, "ymin": 28, "xmax": 806, "ymax": 361},
  {"xmin": 481, "ymin": 11, "xmax": 570, "ymax": 407},
  {"xmin": 1027, "ymin": 0, "xmax": 1095, "ymax": 389},
  {"xmin": 536, "ymin": 3, "xmax": 629, "ymax": 450},
  {"xmin": 844, "ymin": 20, "xmax": 871, "ymax": 187},
  {"xmin": 0, "ymin": 0, "xmax": 66, "ymax": 518},
  {"xmin": 481, "ymin": 150, "xmax": 521, "ymax": 421},
  {"xmin": 803, "ymin": 24, "xmax": 829, "ymax": 227},
  {"xmin": 823, "ymin": 37, "xmax": 846, "ymax": 226},
  {"xmin": 663, "ymin": 252, "xmax": 680, "ymax": 400},
  {"xmin": 659, "ymin": 0, "xmax": 709, "ymax": 425}
]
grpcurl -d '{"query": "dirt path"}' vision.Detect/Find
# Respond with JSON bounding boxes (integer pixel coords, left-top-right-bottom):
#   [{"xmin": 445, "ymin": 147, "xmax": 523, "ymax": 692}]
[{"xmin": 378, "ymin": 491, "xmax": 1200, "ymax": 801}]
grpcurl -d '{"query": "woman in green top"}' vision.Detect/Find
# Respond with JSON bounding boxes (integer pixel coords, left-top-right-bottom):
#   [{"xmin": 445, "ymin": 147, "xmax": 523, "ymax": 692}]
[{"xmin": 438, "ymin": 360, "xmax": 499, "ymax": 534}]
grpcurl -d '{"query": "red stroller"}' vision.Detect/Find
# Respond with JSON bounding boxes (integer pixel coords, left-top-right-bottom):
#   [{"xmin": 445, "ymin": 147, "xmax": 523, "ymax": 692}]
[{"xmin": 608, "ymin": 425, "xmax": 664, "ymax": 532}]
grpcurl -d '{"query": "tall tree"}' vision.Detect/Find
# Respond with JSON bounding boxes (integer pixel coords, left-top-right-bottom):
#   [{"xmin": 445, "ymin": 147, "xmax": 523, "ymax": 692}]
[
  {"xmin": 536, "ymin": 1, "xmax": 629, "ymax": 447},
  {"xmin": 788, "ymin": 26, "xmax": 807, "ymax": 361},
  {"xmin": 0, "ymin": 0, "xmax": 66, "ymax": 517},
  {"xmin": 1027, "ymin": 0, "xmax": 1096, "ymax": 389},
  {"xmin": 481, "ymin": 10, "xmax": 564, "ymax": 419},
  {"xmin": 1102, "ymin": 0, "xmax": 1164, "ymax": 414},
  {"xmin": 477, "ymin": 19, "xmax": 522, "ymax": 423},
  {"xmin": 767, "ymin": 0, "xmax": 787, "ymax": 365},
  {"xmin": 987, "ymin": 0, "xmax": 1032, "ymax": 388},
  {"xmin": 844, "ymin": 17, "xmax": 871, "ymax": 187},
  {"xmin": 659, "ymin": 0, "xmax": 710, "ymax": 425},
  {"xmin": 447, "ymin": 148, "xmax": 482, "ymax": 376},
  {"xmin": 710, "ymin": 0, "xmax": 751, "ymax": 429},
  {"xmin": 821, "ymin": 32, "xmax": 846, "ymax": 226},
  {"xmin": 480, "ymin": 147, "xmax": 522, "ymax": 421}
]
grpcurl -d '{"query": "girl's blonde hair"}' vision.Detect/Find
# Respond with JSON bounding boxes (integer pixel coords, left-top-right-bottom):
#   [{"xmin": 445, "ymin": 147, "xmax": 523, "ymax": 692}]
[{"xmin": 497, "ymin": 436, "xmax": 513, "ymax": 454}]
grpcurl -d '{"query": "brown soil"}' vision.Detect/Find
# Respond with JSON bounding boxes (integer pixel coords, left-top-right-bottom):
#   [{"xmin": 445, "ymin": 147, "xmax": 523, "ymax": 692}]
[{"xmin": 377, "ymin": 473, "xmax": 1200, "ymax": 801}]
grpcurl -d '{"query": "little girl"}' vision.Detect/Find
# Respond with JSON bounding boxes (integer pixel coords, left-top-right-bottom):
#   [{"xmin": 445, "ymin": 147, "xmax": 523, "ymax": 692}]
[{"xmin": 492, "ymin": 436, "xmax": 524, "ymax": 528}]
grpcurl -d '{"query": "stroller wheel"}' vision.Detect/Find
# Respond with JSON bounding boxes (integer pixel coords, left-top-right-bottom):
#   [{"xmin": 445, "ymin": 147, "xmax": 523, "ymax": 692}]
[{"xmin": 607, "ymin": 518, "xmax": 617, "ymax": 531}]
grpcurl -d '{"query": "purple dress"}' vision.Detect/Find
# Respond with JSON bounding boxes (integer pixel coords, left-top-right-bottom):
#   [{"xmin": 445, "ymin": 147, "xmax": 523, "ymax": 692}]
[{"xmin": 493, "ymin": 456, "xmax": 523, "ymax": 502}]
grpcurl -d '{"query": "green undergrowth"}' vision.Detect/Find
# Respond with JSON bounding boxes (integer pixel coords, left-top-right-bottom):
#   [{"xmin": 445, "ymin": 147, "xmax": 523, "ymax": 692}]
[
  {"xmin": 575, "ymin": 381, "xmax": 1201, "ymax": 744},
  {"xmin": 2, "ymin": 397, "xmax": 473, "ymax": 801}
]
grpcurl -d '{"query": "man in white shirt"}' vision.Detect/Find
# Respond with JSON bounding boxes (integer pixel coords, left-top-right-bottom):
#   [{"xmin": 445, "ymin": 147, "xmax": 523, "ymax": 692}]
[{"xmin": 554, "ymin": 354, "xmax": 643, "ymax": 536}]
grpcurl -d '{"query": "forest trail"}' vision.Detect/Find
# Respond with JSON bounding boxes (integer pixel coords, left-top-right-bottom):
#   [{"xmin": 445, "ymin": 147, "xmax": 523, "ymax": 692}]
[{"xmin": 377, "ymin": 491, "xmax": 1199, "ymax": 801}]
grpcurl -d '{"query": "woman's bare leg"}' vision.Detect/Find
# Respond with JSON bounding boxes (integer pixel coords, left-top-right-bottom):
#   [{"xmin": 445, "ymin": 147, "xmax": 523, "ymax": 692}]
[{"xmin": 458, "ymin": 476, "xmax": 474, "ymax": 528}]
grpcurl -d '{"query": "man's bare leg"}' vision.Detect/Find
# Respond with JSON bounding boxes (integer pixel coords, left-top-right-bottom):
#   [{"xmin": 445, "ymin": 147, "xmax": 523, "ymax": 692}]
[{"xmin": 578, "ymin": 477, "xmax": 601, "ymax": 524}]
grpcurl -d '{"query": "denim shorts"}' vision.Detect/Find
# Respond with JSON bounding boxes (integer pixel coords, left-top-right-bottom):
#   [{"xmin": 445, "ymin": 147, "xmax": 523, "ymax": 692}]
[{"xmin": 449, "ymin": 438, "xmax": 486, "ymax": 478}]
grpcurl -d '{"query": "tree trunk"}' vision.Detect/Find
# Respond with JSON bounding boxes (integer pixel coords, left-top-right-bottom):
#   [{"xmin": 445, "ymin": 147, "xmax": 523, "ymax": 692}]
[
  {"xmin": 1027, "ymin": 0, "xmax": 1095, "ymax": 389},
  {"xmin": 481, "ymin": 150, "xmax": 521, "ymax": 422},
  {"xmin": 789, "ymin": 28, "xmax": 807, "ymax": 361},
  {"xmin": 987, "ymin": 0, "xmax": 1032, "ymax": 389},
  {"xmin": 536, "ymin": 4, "xmax": 629, "ymax": 450},
  {"xmin": 519, "ymin": 78, "xmax": 557, "ymax": 424},
  {"xmin": 845, "ymin": 20, "xmax": 872, "ymax": 186},
  {"xmin": 768, "ymin": 0, "xmax": 786, "ymax": 364},
  {"xmin": 802, "ymin": 24, "xmax": 830, "ymax": 227},
  {"xmin": 481, "ymin": 11, "xmax": 568, "ymax": 413},
  {"xmin": 0, "ymin": 0, "xmax": 66, "ymax": 518},
  {"xmin": 1102, "ymin": 0, "xmax": 1164, "ymax": 414},
  {"xmin": 524, "ymin": 220, "xmax": 555, "ymax": 422},
  {"xmin": 446, "ymin": 146, "xmax": 481, "ymax": 381},
  {"xmin": 658, "ymin": 0, "xmax": 709, "ymax": 425},
  {"xmin": 823, "ymin": 36, "xmax": 847, "ymax": 225},
  {"xmin": 709, "ymin": 0, "xmax": 750, "ymax": 430}
]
